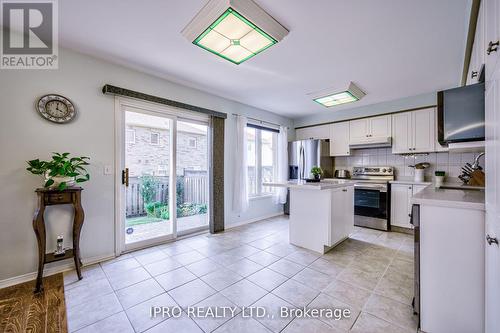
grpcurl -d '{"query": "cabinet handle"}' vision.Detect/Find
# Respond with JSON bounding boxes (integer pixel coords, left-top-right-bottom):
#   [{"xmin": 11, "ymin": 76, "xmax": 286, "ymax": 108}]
[
  {"xmin": 487, "ymin": 41, "xmax": 499, "ymax": 55},
  {"xmin": 486, "ymin": 235, "xmax": 499, "ymax": 245},
  {"xmin": 409, "ymin": 187, "xmax": 412, "ymax": 190},
  {"xmin": 342, "ymin": 188, "xmax": 348, "ymax": 192},
  {"xmin": 471, "ymin": 71, "xmax": 478, "ymax": 78}
]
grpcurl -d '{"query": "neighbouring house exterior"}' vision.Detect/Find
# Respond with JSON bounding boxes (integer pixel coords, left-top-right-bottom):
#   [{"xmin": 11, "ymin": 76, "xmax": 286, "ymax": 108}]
[{"xmin": 125, "ymin": 122, "xmax": 208, "ymax": 177}]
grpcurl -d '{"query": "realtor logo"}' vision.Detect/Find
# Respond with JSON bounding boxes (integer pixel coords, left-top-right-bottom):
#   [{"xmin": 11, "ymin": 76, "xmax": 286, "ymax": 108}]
[{"xmin": 1, "ymin": 0, "xmax": 58, "ymax": 69}]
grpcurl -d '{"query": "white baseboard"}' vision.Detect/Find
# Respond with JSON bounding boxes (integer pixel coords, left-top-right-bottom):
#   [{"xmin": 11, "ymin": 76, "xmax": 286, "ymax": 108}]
[
  {"xmin": 225, "ymin": 212, "xmax": 285, "ymax": 230},
  {"xmin": 0, "ymin": 253, "xmax": 116, "ymax": 289}
]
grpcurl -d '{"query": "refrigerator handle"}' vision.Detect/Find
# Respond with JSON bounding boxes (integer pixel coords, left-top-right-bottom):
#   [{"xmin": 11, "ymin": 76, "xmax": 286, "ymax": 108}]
[{"xmin": 301, "ymin": 144, "xmax": 306, "ymax": 179}]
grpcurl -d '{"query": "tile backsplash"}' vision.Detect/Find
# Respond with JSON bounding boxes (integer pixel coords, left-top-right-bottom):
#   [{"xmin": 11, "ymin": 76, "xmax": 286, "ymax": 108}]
[{"xmin": 333, "ymin": 148, "xmax": 485, "ymax": 181}]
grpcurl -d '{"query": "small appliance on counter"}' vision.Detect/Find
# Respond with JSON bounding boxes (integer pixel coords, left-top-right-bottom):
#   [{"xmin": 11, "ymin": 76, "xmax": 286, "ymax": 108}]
[
  {"xmin": 458, "ymin": 152, "xmax": 485, "ymax": 186},
  {"xmin": 334, "ymin": 169, "xmax": 351, "ymax": 179}
]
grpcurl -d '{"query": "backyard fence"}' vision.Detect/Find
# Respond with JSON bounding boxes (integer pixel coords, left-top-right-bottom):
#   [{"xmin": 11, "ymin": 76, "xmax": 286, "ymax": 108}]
[{"xmin": 126, "ymin": 171, "xmax": 208, "ymax": 217}]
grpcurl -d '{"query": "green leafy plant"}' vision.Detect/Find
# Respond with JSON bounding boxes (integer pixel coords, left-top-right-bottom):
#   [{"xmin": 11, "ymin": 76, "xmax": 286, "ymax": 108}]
[
  {"xmin": 140, "ymin": 175, "xmax": 158, "ymax": 204},
  {"xmin": 26, "ymin": 152, "xmax": 90, "ymax": 190},
  {"xmin": 310, "ymin": 166, "xmax": 323, "ymax": 178}
]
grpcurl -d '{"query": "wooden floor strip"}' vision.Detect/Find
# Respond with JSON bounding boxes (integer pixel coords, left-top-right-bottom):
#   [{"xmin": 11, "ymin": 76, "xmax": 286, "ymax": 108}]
[{"xmin": 0, "ymin": 274, "xmax": 67, "ymax": 333}]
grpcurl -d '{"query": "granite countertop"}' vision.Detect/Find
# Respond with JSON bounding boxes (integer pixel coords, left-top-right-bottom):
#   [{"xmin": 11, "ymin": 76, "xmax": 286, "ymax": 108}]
[
  {"xmin": 263, "ymin": 179, "xmax": 355, "ymax": 190},
  {"xmin": 411, "ymin": 185, "xmax": 485, "ymax": 211},
  {"xmin": 389, "ymin": 180, "xmax": 432, "ymax": 185}
]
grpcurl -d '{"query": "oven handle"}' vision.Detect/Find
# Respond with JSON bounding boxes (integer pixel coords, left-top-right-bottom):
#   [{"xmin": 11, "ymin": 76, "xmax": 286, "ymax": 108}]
[{"xmin": 354, "ymin": 184, "xmax": 387, "ymax": 192}]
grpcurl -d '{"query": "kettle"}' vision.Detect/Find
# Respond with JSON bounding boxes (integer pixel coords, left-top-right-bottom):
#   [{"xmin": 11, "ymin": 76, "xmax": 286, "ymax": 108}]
[{"xmin": 334, "ymin": 169, "xmax": 351, "ymax": 179}]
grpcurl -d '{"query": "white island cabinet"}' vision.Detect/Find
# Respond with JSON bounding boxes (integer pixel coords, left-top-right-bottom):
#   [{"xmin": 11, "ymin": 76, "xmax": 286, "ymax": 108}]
[{"xmin": 264, "ymin": 180, "xmax": 354, "ymax": 254}]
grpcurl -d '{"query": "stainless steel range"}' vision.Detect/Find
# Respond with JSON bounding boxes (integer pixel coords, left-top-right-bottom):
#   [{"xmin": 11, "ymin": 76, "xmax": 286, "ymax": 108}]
[{"xmin": 351, "ymin": 166, "xmax": 394, "ymax": 231}]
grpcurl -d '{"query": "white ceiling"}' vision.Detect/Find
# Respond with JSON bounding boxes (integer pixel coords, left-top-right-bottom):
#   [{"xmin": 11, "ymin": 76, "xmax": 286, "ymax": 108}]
[{"xmin": 59, "ymin": 0, "xmax": 470, "ymax": 119}]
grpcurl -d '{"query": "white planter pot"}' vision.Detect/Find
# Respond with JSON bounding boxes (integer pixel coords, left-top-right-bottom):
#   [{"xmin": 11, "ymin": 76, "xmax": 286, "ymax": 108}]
[{"xmin": 44, "ymin": 171, "xmax": 75, "ymax": 189}]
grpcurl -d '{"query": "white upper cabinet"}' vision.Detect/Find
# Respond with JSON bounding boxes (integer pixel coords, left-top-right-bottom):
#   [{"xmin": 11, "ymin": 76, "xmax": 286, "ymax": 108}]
[
  {"xmin": 392, "ymin": 112, "xmax": 412, "ymax": 154},
  {"xmin": 349, "ymin": 119, "xmax": 370, "ymax": 143},
  {"xmin": 391, "ymin": 108, "xmax": 435, "ymax": 154},
  {"xmin": 468, "ymin": 1, "xmax": 486, "ymax": 85},
  {"xmin": 413, "ymin": 108, "xmax": 435, "ymax": 153},
  {"xmin": 329, "ymin": 122, "xmax": 350, "ymax": 156},
  {"xmin": 295, "ymin": 124, "xmax": 330, "ymax": 140},
  {"xmin": 370, "ymin": 115, "xmax": 392, "ymax": 140},
  {"xmin": 349, "ymin": 115, "xmax": 391, "ymax": 144}
]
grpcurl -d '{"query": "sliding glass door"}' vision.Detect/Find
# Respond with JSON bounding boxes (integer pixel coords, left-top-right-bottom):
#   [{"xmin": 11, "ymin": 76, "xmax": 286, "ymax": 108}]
[
  {"xmin": 176, "ymin": 120, "xmax": 209, "ymax": 235},
  {"xmin": 118, "ymin": 101, "xmax": 210, "ymax": 251}
]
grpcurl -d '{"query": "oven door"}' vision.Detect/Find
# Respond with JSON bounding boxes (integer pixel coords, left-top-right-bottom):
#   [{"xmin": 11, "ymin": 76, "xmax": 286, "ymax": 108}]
[{"xmin": 354, "ymin": 184, "xmax": 388, "ymax": 219}]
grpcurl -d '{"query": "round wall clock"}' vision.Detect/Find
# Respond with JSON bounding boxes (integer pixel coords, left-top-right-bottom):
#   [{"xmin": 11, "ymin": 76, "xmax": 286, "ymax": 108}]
[{"xmin": 36, "ymin": 94, "xmax": 76, "ymax": 123}]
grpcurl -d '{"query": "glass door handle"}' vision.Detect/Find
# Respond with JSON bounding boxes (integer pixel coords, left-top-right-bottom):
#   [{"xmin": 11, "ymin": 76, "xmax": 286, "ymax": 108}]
[{"xmin": 122, "ymin": 168, "xmax": 129, "ymax": 187}]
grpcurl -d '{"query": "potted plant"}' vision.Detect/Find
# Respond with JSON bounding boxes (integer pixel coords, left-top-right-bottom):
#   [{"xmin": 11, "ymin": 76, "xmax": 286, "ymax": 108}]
[
  {"xmin": 310, "ymin": 166, "xmax": 323, "ymax": 181},
  {"xmin": 27, "ymin": 152, "xmax": 90, "ymax": 190}
]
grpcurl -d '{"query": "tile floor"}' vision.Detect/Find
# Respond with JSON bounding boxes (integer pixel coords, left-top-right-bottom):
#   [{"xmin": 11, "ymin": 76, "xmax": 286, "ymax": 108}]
[{"xmin": 64, "ymin": 215, "xmax": 418, "ymax": 332}]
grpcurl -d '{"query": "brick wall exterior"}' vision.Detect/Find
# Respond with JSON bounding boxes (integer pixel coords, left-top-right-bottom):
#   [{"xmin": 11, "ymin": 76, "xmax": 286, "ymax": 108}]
[{"xmin": 125, "ymin": 125, "xmax": 208, "ymax": 177}]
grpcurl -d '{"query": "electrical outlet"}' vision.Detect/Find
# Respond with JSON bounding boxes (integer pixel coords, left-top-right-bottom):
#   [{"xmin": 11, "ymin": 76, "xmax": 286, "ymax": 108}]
[{"xmin": 104, "ymin": 165, "xmax": 113, "ymax": 175}]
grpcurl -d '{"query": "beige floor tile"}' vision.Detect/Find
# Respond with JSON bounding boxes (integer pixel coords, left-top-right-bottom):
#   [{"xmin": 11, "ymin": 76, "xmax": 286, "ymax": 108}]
[
  {"xmin": 115, "ymin": 278, "xmax": 164, "ymax": 309},
  {"xmin": 337, "ymin": 267, "xmax": 382, "ymax": 291},
  {"xmin": 272, "ymin": 279, "xmax": 319, "ymax": 308},
  {"xmin": 285, "ymin": 249, "xmax": 321, "ymax": 266},
  {"xmin": 213, "ymin": 314, "xmax": 272, "ymax": 333},
  {"xmin": 134, "ymin": 250, "xmax": 169, "ymax": 266},
  {"xmin": 108, "ymin": 266, "xmax": 151, "ymax": 290},
  {"xmin": 200, "ymin": 267, "xmax": 243, "ymax": 291},
  {"xmin": 227, "ymin": 258, "xmax": 264, "ymax": 277},
  {"xmin": 268, "ymin": 259, "xmax": 304, "ymax": 277},
  {"xmin": 143, "ymin": 257, "xmax": 183, "ymax": 276},
  {"xmin": 65, "ymin": 277, "xmax": 113, "ymax": 309},
  {"xmin": 145, "ymin": 314, "xmax": 203, "ymax": 333},
  {"xmin": 168, "ymin": 278, "xmax": 216, "ymax": 308},
  {"xmin": 251, "ymin": 293, "xmax": 295, "ymax": 332},
  {"xmin": 126, "ymin": 293, "xmax": 178, "ymax": 332},
  {"xmin": 67, "ymin": 293, "xmax": 123, "ymax": 332},
  {"xmin": 292, "ymin": 267, "xmax": 332, "ymax": 291},
  {"xmin": 363, "ymin": 294, "xmax": 418, "ymax": 331},
  {"xmin": 171, "ymin": 250, "xmax": 206, "ymax": 265},
  {"xmin": 308, "ymin": 258, "xmax": 345, "ymax": 277},
  {"xmin": 190, "ymin": 293, "xmax": 241, "ymax": 332},
  {"xmin": 221, "ymin": 279, "xmax": 268, "ymax": 307},
  {"xmin": 350, "ymin": 312, "xmax": 415, "ymax": 333},
  {"xmin": 155, "ymin": 267, "xmax": 197, "ymax": 291},
  {"xmin": 185, "ymin": 258, "xmax": 223, "ymax": 277},
  {"xmin": 76, "ymin": 311, "xmax": 134, "ymax": 333},
  {"xmin": 374, "ymin": 268, "xmax": 413, "ymax": 305},
  {"xmin": 323, "ymin": 279, "xmax": 371, "ymax": 309},
  {"xmin": 282, "ymin": 317, "xmax": 346, "ymax": 333},
  {"xmin": 247, "ymin": 251, "xmax": 281, "ymax": 266},
  {"xmin": 308, "ymin": 293, "xmax": 359, "ymax": 331},
  {"xmin": 246, "ymin": 268, "xmax": 288, "ymax": 291}
]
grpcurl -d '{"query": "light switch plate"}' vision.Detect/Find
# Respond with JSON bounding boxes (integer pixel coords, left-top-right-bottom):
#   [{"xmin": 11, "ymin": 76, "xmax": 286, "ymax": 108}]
[{"xmin": 104, "ymin": 165, "xmax": 113, "ymax": 175}]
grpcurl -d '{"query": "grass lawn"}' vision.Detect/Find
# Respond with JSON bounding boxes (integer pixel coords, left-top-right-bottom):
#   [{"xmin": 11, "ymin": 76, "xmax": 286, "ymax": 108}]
[{"xmin": 126, "ymin": 216, "xmax": 165, "ymax": 227}]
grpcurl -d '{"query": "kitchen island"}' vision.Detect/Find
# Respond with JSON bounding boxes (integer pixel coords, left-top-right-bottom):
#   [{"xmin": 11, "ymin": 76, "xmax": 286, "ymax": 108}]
[{"xmin": 264, "ymin": 180, "xmax": 355, "ymax": 253}]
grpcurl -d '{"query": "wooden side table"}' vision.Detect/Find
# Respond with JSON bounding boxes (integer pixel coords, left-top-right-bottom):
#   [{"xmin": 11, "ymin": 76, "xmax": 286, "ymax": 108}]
[{"xmin": 32, "ymin": 187, "xmax": 85, "ymax": 293}]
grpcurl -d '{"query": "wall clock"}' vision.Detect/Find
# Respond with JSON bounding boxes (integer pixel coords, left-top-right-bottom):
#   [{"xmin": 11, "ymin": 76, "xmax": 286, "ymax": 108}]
[{"xmin": 36, "ymin": 94, "xmax": 76, "ymax": 123}]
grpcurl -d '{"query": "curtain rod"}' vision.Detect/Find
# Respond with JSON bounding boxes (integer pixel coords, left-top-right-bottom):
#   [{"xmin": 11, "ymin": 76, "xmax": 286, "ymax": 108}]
[
  {"xmin": 231, "ymin": 113, "xmax": 289, "ymax": 129},
  {"xmin": 102, "ymin": 84, "xmax": 227, "ymax": 119}
]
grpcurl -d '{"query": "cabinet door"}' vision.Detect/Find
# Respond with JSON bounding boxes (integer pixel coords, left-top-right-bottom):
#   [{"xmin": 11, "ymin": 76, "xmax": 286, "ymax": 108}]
[
  {"xmin": 413, "ymin": 108, "xmax": 435, "ymax": 153},
  {"xmin": 349, "ymin": 119, "xmax": 369, "ymax": 143},
  {"xmin": 390, "ymin": 184, "xmax": 412, "ymax": 228},
  {"xmin": 369, "ymin": 115, "xmax": 391, "ymax": 140},
  {"xmin": 295, "ymin": 128, "xmax": 309, "ymax": 140},
  {"xmin": 434, "ymin": 107, "xmax": 449, "ymax": 152},
  {"xmin": 485, "ymin": 0, "xmax": 499, "ymax": 81},
  {"xmin": 330, "ymin": 187, "xmax": 354, "ymax": 246},
  {"xmin": 330, "ymin": 122, "xmax": 350, "ymax": 156},
  {"xmin": 392, "ymin": 112, "xmax": 412, "ymax": 154},
  {"xmin": 296, "ymin": 125, "xmax": 329, "ymax": 140}
]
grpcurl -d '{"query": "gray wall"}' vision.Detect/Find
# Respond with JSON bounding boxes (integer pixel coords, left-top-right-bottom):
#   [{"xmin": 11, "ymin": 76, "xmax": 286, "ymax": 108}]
[{"xmin": 0, "ymin": 47, "xmax": 293, "ymax": 283}]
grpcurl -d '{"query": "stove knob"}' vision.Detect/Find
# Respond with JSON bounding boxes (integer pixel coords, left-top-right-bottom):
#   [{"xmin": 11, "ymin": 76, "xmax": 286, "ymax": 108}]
[
  {"xmin": 387, "ymin": 168, "xmax": 392, "ymax": 173},
  {"xmin": 382, "ymin": 168, "xmax": 386, "ymax": 173}
]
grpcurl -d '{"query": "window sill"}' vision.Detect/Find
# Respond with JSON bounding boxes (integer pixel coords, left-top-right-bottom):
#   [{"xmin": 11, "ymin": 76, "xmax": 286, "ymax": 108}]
[{"xmin": 249, "ymin": 194, "xmax": 275, "ymax": 201}]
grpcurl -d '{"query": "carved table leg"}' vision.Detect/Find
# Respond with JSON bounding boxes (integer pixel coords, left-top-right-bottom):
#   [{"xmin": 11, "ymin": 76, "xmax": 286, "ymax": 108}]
[
  {"xmin": 32, "ymin": 200, "xmax": 46, "ymax": 293},
  {"xmin": 73, "ymin": 191, "xmax": 85, "ymax": 280}
]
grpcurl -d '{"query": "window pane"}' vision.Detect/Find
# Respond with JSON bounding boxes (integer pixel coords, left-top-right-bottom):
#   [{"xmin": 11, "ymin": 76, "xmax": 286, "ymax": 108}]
[
  {"xmin": 246, "ymin": 127, "xmax": 257, "ymax": 196},
  {"xmin": 261, "ymin": 130, "xmax": 276, "ymax": 194}
]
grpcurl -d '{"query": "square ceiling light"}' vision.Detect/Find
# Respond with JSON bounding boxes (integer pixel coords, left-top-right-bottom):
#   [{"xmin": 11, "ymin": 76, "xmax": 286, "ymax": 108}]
[
  {"xmin": 182, "ymin": 0, "xmax": 289, "ymax": 65},
  {"xmin": 312, "ymin": 82, "xmax": 366, "ymax": 107}
]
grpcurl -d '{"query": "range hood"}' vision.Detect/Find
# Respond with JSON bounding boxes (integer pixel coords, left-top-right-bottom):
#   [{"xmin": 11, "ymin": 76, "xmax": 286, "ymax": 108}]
[{"xmin": 349, "ymin": 137, "xmax": 392, "ymax": 149}]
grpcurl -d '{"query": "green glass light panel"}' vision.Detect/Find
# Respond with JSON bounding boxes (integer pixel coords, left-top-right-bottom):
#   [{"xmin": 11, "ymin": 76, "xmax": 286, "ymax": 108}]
[
  {"xmin": 314, "ymin": 91, "xmax": 359, "ymax": 107},
  {"xmin": 193, "ymin": 8, "xmax": 277, "ymax": 64}
]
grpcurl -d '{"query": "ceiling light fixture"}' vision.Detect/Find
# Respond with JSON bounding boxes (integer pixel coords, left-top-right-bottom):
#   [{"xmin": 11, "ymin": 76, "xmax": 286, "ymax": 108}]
[
  {"xmin": 312, "ymin": 82, "xmax": 366, "ymax": 107},
  {"xmin": 182, "ymin": 0, "xmax": 289, "ymax": 65}
]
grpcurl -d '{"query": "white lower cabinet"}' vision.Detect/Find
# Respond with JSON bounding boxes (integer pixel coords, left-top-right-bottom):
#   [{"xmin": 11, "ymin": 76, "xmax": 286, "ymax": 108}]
[
  {"xmin": 390, "ymin": 183, "xmax": 427, "ymax": 229},
  {"xmin": 330, "ymin": 186, "xmax": 354, "ymax": 246}
]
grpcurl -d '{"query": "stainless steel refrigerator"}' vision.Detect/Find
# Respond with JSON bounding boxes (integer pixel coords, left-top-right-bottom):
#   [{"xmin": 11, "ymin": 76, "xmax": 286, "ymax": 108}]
[{"xmin": 284, "ymin": 139, "xmax": 333, "ymax": 214}]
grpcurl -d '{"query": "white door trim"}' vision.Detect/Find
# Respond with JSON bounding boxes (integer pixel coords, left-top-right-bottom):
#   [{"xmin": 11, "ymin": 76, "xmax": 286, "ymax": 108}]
[{"xmin": 114, "ymin": 97, "xmax": 183, "ymax": 254}]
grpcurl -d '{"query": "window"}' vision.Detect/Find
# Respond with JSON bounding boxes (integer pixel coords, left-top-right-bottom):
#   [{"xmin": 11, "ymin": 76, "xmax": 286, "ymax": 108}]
[
  {"xmin": 246, "ymin": 126, "xmax": 277, "ymax": 197},
  {"xmin": 188, "ymin": 137, "xmax": 197, "ymax": 148},
  {"xmin": 150, "ymin": 131, "xmax": 160, "ymax": 145},
  {"xmin": 126, "ymin": 129, "xmax": 135, "ymax": 144}
]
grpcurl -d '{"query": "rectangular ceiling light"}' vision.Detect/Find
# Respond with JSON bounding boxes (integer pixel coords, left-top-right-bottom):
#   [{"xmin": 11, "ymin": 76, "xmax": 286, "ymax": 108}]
[
  {"xmin": 312, "ymin": 82, "xmax": 366, "ymax": 107},
  {"xmin": 182, "ymin": 0, "xmax": 289, "ymax": 65}
]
